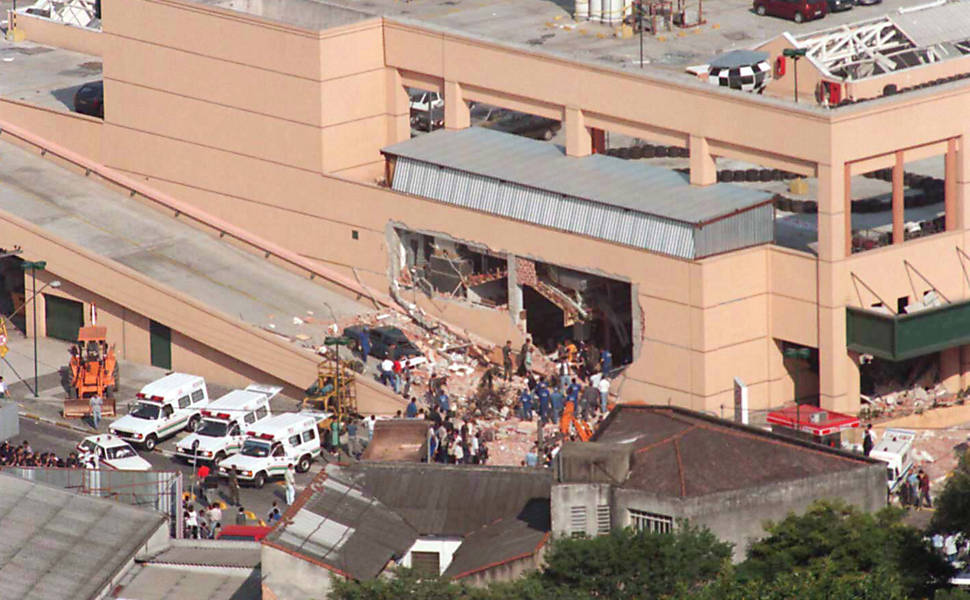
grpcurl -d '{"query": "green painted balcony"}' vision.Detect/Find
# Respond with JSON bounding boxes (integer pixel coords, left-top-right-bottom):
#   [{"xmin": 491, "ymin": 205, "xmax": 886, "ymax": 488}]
[{"xmin": 847, "ymin": 299, "xmax": 970, "ymax": 361}]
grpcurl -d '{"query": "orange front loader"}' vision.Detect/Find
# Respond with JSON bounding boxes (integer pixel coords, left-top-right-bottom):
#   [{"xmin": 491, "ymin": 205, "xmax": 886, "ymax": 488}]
[{"xmin": 63, "ymin": 326, "xmax": 118, "ymax": 418}]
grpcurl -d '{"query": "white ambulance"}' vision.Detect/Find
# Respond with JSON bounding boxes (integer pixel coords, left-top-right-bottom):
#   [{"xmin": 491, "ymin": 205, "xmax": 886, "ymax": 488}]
[
  {"xmin": 110, "ymin": 373, "xmax": 209, "ymax": 451},
  {"xmin": 175, "ymin": 383, "xmax": 281, "ymax": 464},
  {"xmin": 217, "ymin": 411, "xmax": 328, "ymax": 488},
  {"xmin": 870, "ymin": 428, "xmax": 916, "ymax": 492}
]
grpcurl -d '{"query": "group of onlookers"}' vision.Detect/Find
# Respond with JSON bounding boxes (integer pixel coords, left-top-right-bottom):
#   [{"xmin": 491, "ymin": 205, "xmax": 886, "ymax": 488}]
[{"xmin": 0, "ymin": 439, "xmax": 85, "ymax": 468}]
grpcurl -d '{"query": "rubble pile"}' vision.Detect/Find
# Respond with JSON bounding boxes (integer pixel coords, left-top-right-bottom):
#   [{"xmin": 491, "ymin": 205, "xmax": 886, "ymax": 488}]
[{"xmin": 861, "ymin": 383, "xmax": 955, "ymax": 420}]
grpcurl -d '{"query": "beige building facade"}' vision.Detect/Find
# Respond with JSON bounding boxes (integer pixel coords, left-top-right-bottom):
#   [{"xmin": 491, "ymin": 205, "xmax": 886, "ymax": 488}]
[{"xmin": 4, "ymin": 0, "xmax": 970, "ymax": 415}]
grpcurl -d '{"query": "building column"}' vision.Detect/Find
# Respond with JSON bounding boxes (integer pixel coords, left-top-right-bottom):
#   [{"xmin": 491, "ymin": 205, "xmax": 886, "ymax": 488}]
[
  {"xmin": 444, "ymin": 80, "xmax": 470, "ymax": 130},
  {"xmin": 945, "ymin": 138, "xmax": 957, "ymax": 231},
  {"xmin": 564, "ymin": 107, "xmax": 592, "ymax": 157},
  {"xmin": 689, "ymin": 135, "xmax": 716, "ymax": 186},
  {"xmin": 892, "ymin": 150, "xmax": 905, "ymax": 244},
  {"xmin": 957, "ymin": 131, "xmax": 970, "ymax": 230},
  {"xmin": 941, "ymin": 347, "xmax": 961, "ymax": 394},
  {"xmin": 507, "ymin": 254, "xmax": 525, "ymax": 329},
  {"xmin": 385, "ymin": 69, "xmax": 411, "ymax": 146},
  {"xmin": 817, "ymin": 162, "xmax": 857, "ymax": 413},
  {"xmin": 961, "ymin": 345, "xmax": 970, "ymax": 391}
]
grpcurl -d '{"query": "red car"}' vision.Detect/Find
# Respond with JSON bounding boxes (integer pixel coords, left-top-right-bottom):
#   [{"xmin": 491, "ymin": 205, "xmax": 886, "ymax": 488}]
[
  {"xmin": 215, "ymin": 525, "xmax": 273, "ymax": 541},
  {"xmin": 754, "ymin": 0, "xmax": 827, "ymax": 22}
]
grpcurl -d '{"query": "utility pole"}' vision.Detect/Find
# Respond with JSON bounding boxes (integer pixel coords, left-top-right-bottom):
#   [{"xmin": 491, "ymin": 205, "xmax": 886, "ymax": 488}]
[
  {"xmin": 783, "ymin": 48, "xmax": 807, "ymax": 104},
  {"xmin": 638, "ymin": 0, "xmax": 645, "ymax": 69},
  {"xmin": 20, "ymin": 260, "xmax": 47, "ymax": 398}
]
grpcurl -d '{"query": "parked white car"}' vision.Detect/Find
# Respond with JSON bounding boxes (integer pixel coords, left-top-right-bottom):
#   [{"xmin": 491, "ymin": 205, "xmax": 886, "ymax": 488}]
[
  {"xmin": 175, "ymin": 384, "xmax": 280, "ymax": 464},
  {"xmin": 110, "ymin": 373, "xmax": 209, "ymax": 451},
  {"xmin": 218, "ymin": 411, "xmax": 328, "ymax": 488},
  {"xmin": 76, "ymin": 434, "xmax": 152, "ymax": 471}
]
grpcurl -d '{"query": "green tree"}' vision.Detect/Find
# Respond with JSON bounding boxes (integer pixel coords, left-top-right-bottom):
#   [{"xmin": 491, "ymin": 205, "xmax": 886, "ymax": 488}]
[
  {"xmin": 738, "ymin": 500, "xmax": 952, "ymax": 598},
  {"xmin": 674, "ymin": 561, "xmax": 908, "ymax": 600},
  {"xmin": 329, "ymin": 568, "xmax": 482, "ymax": 600},
  {"xmin": 932, "ymin": 450, "xmax": 970, "ymax": 538},
  {"xmin": 534, "ymin": 522, "xmax": 732, "ymax": 599}
]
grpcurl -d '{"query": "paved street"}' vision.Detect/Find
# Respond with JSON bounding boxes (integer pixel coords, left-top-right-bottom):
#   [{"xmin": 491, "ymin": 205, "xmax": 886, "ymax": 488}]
[
  {"xmin": 9, "ymin": 416, "xmax": 328, "ymax": 525},
  {"xmin": 0, "ymin": 334, "xmax": 329, "ymax": 526}
]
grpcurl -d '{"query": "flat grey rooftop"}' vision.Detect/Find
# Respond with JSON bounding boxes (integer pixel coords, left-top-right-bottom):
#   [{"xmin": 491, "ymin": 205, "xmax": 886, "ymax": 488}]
[
  {"xmin": 0, "ymin": 137, "xmax": 367, "ymax": 341},
  {"xmin": 0, "ymin": 39, "xmax": 100, "ymax": 112},
  {"xmin": 321, "ymin": 0, "xmax": 926, "ymax": 75},
  {"xmin": 141, "ymin": 545, "xmax": 261, "ymax": 568},
  {"xmin": 384, "ymin": 127, "xmax": 771, "ymax": 224},
  {"xmin": 116, "ymin": 565, "xmax": 260, "ymax": 600},
  {"xmin": 0, "ymin": 473, "xmax": 166, "ymax": 600},
  {"xmin": 208, "ymin": 0, "xmax": 373, "ymax": 28}
]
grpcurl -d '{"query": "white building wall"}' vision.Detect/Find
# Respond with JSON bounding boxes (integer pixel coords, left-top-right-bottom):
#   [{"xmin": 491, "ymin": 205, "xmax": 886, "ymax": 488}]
[{"xmin": 401, "ymin": 537, "xmax": 463, "ymax": 575}]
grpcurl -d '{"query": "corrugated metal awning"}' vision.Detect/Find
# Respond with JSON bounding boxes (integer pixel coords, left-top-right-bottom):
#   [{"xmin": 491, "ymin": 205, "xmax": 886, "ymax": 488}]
[{"xmin": 385, "ymin": 129, "xmax": 774, "ymax": 259}]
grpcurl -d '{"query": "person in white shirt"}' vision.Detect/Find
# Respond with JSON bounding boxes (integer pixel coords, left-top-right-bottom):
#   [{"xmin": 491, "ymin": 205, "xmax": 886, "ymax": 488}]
[
  {"xmin": 186, "ymin": 507, "xmax": 199, "ymax": 539},
  {"xmin": 380, "ymin": 358, "xmax": 394, "ymax": 388},
  {"xmin": 597, "ymin": 376, "xmax": 610, "ymax": 413},
  {"xmin": 0, "ymin": 376, "xmax": 8, "ymax": 398},
  {"xmin": 469, "ymin": 435, "xmax": 479, "ymax": 464},
  {"xmin": 453, "ymin": 439, "xmax": 465, "ymax": 464},
  {"xmin": 366, "ymin": 415, "xmax": 376, "ymax": 440},
  {"xmin": 284, "ymin": 463, "xmax": 296, "ymax": 505}
]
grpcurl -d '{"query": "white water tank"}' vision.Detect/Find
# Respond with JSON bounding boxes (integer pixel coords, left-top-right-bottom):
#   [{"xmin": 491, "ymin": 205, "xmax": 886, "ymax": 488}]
[
  {"xmin": 575, "ymin": 0, "xmax": 590, "ymax": 20},
  {"xmin": 589, "ymin": 0, "xmax": 602, "ymax": 22}
]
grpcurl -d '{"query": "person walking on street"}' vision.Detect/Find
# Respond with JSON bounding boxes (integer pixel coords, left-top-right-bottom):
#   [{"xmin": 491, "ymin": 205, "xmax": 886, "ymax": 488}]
[
  {"xmin": 284, "ymin": 464, "xmax": 296, "ymax": 505},
  {"xmin": 90, "ymin": 395, "xmax": 103, "ymax": 430},
  {"xmin": 502, "ymin": 341, "xmax": 514, "ymax": 381},
  {"xmin": 366, "ymin": 414, "xmax": 376, "ymax": 440},
  {"xmin": 918, "ymin": 469, "xmax": 932, "ymax": 508},
  {"xmin": 228, "ymin": 467, "xmax": 241, "ymax": 506},
  {"xmin": 236, "ymin": 506, "xmax": 247, "ymax": 525},
  {"xmin": 863, "ymin": 424, "xmax": 875, "ymax": 457}
]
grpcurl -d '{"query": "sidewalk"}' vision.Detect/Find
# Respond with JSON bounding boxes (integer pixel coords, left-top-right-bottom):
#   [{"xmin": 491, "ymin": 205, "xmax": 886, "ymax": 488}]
[{"xmin": 1, "ymin": 333, "xmax": 309, "ymax": 436}]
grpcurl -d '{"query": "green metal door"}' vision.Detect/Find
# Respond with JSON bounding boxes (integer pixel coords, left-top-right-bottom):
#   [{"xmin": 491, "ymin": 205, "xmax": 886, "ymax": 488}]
[
  {"xmin": 44, "ymin": 295, "xmax": 83, "ymax": 342},
  {"xmin": 150, "ymin": 320, "xmax": 172, "ymax": 370}
]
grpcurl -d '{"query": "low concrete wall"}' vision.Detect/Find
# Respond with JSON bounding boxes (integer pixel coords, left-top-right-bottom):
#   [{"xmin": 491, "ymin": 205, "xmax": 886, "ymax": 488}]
[
  {"xmin": 0, "ymin": 401, "xmax": 19, "ymax": 441},
  {"xmin": 261, "ymin": 543, "xmax": 339, "ymax": 600},
  {"xmin": 0, "ymin": 98, "xmax": 103, "ymax": 164},
  {"xmin": 612, "ymin": 461, "xmax": 887, "ymax": 562},
  {"xmin": 12, "ymin": 11, "xmax": 103, "ymax": 57}
]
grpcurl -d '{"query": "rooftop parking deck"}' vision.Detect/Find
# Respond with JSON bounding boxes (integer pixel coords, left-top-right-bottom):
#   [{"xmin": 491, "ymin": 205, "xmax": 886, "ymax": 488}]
[
  {"xmin": 0, "ymin": 135, "xmax": 367, "ymax": 342},
  {"xmin": 326, "ymin": 0, "xmax": 924, "ymax": 75},
  {"xmin": 0, "ymin": 39, "xmax": 100, "ymax": 113}
]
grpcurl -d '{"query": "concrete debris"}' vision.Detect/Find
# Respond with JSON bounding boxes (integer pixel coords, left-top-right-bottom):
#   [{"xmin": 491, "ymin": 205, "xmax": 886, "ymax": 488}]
[{"xmin": 292, "ymin": 317, "xmax": 304, "ymax": 325}]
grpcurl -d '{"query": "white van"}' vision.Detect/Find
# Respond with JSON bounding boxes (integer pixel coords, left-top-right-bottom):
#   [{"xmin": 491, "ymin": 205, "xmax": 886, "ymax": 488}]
[
  {"xmin": 110, "ymin": 373, "xmax": 209, "ymax": 451},
  {"xmin": 217, "ymin": 411, "xmax": 328, "ymax": 488},
  {"xmin": 870, "ymin": 428, "xmax": 916, "ymax": 492},
  {"xmin": 175, "ymin": 383, "xmax": 281, "ymax": 464}
]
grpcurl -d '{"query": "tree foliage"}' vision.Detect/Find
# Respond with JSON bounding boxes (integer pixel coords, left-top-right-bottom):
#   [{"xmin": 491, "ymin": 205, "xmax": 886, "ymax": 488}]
[
  {"xmin": 534, "ymin": 523, "xmax": 731, "ymax": 599},
  {"xmin": 330, "ymin": 501, "xmax": 954, "ymax": 600},
  {"xmin": 738, "ymin": 500, "xmax": 952, "ymax": 599},
  {"xmin": 932, "ymin": 450, "xmax": 970, "ymax": 538}
]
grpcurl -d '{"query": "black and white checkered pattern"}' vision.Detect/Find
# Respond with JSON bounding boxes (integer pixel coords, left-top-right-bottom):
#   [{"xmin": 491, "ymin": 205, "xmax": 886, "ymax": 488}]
[{"xmin": 708, "ymin": 60, "xmax": 771, "ymax": 93}]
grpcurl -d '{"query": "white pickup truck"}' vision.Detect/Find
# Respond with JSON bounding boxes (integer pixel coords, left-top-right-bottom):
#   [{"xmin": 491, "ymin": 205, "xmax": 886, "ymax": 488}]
[
  {"xmin": 218, "ymin": 411, "xmax": 330, "ymax": 488},
  {"xmin": 110, "ymin": 373, "xmax": 209, "ymax": 451},
  {"xmin": 175, "ymin": 383, "xmax": 281, "ymax": 464}
]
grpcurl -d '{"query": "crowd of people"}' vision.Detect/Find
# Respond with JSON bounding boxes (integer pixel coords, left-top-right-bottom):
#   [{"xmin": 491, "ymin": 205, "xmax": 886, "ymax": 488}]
[
  {"xmin": 506, "ymin": 337, "xmax": 614, "ymax": 426},
  {"xmin": 0, "ymin": 439, "xmax": 88, "ymax": 468}
]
